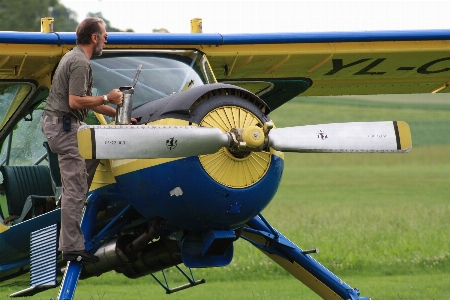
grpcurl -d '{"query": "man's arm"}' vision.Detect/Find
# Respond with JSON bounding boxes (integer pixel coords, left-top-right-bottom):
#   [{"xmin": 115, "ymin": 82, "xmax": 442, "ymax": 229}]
[
  {"xmin": 92, "ymin": 104, "xmax": 116, "ymax": 118},
  {"xmin": 69, "ymin": 89, "xmax": 123, "ymax": 110},
  {"xmin": 92, "ymin": 105, "xmax": 137, "ymax": 124}
]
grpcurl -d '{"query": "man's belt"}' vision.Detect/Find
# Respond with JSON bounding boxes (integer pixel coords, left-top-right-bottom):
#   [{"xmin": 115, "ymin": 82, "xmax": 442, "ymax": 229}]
[{"xmin": 43, "ymin": 115, "xmax": 81, "ymax": 125}]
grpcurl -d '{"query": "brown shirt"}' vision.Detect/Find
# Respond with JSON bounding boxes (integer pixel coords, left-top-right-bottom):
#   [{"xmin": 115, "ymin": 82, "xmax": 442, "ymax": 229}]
[{"xmin": 44, "ymin": 46, "xmax": 92, "ymax": 121}]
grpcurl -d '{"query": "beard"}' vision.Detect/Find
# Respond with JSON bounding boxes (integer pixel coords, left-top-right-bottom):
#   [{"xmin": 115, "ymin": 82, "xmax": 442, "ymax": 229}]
[{"xmin": 93, "ymin": 40, "xmax": 103, "ymax": 56}]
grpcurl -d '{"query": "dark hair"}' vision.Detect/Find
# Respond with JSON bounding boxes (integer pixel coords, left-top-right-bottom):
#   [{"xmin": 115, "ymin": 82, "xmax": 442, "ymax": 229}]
[{"xmin": 76, "ymin": 17, "xmax": 106, "ymax": 45}]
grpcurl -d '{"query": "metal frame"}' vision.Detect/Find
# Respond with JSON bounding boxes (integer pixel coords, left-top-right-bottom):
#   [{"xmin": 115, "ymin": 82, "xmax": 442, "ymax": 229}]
[{"xmin": 151, "ymin": 265, "xmax": 205, "ymax": 294}]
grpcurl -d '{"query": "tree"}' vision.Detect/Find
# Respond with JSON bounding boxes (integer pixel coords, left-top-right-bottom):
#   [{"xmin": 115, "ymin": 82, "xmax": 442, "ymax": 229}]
[
  {"xmin": 0, "ymin": 0, "xmax": 134, "ymax": 32},
  {"xmin": 49, "ymin": 3, "xmax": 79, "ymax": 32},
  {"xmin": 0, "ymin": 0, "xmax": 59, "ymax": 31},
  {"xmin": 153, "ymin": 28, "xmax": 170, "ymax": 33}
]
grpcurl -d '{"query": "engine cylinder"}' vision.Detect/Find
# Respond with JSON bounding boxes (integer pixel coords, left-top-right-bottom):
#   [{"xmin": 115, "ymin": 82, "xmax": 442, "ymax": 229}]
[{"xmin": 117, "ymin": 238, "xmax": 182, "ymax": 279}]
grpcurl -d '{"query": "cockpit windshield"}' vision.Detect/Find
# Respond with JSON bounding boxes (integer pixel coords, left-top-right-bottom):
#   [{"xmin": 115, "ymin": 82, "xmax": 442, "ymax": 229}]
[
  {"xmin": 91, "ymin": 50, "xmax": 215, "ymax": 108},
  {"xmin": 0, "ymin": 83, "xmax": 33, "ymax": 128}
]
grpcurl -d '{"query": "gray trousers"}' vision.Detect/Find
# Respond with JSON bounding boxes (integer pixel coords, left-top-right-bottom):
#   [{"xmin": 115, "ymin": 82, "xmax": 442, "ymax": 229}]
[{"xmin": 41, "ymin": 115, "xmax": 99, "ymax": 252}]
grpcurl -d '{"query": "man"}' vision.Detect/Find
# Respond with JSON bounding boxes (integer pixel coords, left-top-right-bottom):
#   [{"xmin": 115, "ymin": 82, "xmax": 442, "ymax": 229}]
[{"xmin": 42, "ymin": 17, "xmax": 122, "ymax": 263}]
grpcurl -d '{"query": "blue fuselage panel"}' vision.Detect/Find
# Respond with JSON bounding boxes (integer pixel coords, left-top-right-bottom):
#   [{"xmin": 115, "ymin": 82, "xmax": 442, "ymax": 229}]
[
  {"xmin": 0, "ymin": 210, "xmax": 60, "ymax": 271},
  {"xmin": 114, "ymin": 155, "xmax": 284, "ymax": 232}
]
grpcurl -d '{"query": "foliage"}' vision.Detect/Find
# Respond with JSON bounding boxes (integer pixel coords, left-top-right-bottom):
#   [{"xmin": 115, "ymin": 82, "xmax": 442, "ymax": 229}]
[
  {"xmin": 0, "ymin": 0, "xmax": 134, "ymax": 32},
  {"xmin": 153, "ymin": 28, "xmax": 170, "ymax": 33},
  {"xmin": 48, "ymin": 2, "xmax": 79, "ymax": 32},
  {"xmin": 0, "ymin": 0, "xmax": 77, "ymax": 31}
]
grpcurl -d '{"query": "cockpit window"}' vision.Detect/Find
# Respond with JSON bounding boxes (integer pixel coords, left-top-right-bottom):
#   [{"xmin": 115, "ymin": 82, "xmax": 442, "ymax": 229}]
[
  {"xmin": 0, "ymin": 109, "xmax": 45, "ymax": 167},
  {"xmin": 0, "ymin": 83, "xmax": 33, "ymax": 128},
  {"xmin": 91, "ymin": 50, "xmax": 215, "ymax": 109},
  {"xmin": 0, "ymin": 81, "xmax": 42, "ymax": 168}
]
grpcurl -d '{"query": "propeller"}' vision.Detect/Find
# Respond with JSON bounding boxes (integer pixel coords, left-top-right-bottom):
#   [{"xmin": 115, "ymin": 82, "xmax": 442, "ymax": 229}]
[
  {"xmin": 78, "ymin": 125, "xmax": 231, "ymax": 159},
  {"xmin": 77, "ymin": 121, "xmax": 411, "ymax": 160},
  {"xmin": 267, "ymin": 121, "xmax": 412, "ymax": 153}
]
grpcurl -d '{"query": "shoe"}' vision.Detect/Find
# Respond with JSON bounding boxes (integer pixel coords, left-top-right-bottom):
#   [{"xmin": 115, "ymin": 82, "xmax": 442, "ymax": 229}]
[{"xmin": 62, "ymin": 250, "xmax": 100, "ymax": 263}]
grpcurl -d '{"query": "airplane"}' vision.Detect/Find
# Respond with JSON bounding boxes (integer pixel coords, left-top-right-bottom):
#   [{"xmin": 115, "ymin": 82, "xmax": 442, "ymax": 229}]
[{"xmin": 0, "ymin": 17, "xmax": 448, "ymax": 300}]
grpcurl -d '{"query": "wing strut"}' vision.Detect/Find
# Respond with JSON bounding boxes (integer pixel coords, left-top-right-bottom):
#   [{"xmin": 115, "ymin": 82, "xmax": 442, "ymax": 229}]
[{"xmin": 243, "ymin": 214, "xmax": 370, "ymax": 300}]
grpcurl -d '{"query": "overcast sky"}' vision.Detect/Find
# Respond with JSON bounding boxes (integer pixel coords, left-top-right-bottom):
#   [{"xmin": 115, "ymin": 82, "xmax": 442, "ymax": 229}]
[{"xmin": 59, "ymin": 0, "xmax": 450, "ymax": 33}]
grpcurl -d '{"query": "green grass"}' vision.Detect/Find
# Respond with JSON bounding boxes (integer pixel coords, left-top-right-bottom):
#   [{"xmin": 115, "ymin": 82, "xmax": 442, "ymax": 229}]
[
  {"xmin": 3, "ymin": 273, "xmax": 450, "ymax": 299},
  {"xmin": 1, "ymin": 94, "xmax": 449, "ymax": 299},
  {"xmin": 265, "ymin": 147, "xmax": 450, "ymax": 275}
]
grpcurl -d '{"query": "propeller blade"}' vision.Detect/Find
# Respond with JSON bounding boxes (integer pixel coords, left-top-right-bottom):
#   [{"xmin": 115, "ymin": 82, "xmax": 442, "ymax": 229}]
[
  {"xmin": 268, "ymin": 121, "xmax": 411, "ymax": 153},
  {"xmin": 78, "ymin": 125, "xmax": 230, "ymax": 159}
]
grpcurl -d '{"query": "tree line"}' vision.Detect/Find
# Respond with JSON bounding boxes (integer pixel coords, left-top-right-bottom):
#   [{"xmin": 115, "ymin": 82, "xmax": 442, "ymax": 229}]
[{"xmin": 0, "ymin": 0, "xmax": 133, "ymax": 32}]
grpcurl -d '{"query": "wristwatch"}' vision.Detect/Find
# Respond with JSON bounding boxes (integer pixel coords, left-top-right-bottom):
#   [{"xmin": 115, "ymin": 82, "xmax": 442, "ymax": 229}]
[{"xmin": 103, "ymin": 95, "xmax": 109, "ymax": 105}]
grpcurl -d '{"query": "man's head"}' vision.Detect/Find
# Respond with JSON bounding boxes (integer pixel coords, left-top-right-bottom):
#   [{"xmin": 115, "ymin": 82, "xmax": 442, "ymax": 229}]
[{"xmin": 76, "ymin": 17, "xmax": 108, "ymax": 56}]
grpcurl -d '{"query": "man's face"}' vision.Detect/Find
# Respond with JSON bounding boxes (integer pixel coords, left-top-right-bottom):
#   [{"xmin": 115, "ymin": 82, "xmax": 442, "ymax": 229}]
[{"xmin": 93, "ymin": 24, "xmax": 108, "ymax": 56}]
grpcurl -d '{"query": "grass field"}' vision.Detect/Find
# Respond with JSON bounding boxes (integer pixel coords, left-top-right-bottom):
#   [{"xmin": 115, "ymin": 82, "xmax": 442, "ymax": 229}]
[{"xmin": 1, "ymin": 94, "xmax": 449, "ymax": 299}]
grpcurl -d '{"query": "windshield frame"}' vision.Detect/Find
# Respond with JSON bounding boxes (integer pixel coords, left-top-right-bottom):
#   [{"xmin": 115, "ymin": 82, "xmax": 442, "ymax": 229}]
[
  {"xmin": 91, "ymin": 49, "xmax": 216, "ymax": 109},
  {"xmin": 0, "ymin": 80, "xmax": 38, "ymax": 147}
]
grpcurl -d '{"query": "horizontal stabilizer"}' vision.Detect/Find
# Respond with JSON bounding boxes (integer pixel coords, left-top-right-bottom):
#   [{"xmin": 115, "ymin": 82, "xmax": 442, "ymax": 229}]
[
  {"xmin": 77, "ymin": 125, "xmax": 230, "ymax": 159},
  {"xmin": 268, "ymin": 121, "xmax": 412, "ymax": 153}
]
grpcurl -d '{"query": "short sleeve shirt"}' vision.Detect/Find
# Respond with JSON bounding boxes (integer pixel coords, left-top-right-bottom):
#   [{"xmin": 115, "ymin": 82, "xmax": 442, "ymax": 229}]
[{"xmin": 44, "ymin": 46, "xmax": 93, "ymax": 121}]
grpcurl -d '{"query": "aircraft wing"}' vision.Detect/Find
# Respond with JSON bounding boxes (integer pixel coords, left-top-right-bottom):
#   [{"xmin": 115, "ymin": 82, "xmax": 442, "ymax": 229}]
[
  {"xmin": 2, "ymin": 30, "xmax": 449, "ymax": 93},
  {"xmin": 202, "ymin": 30, "xmax": 450, "ymax": 109},
  {"xmin": 1, "ymin": 29, "xmax": 449, "ymax": 107}
]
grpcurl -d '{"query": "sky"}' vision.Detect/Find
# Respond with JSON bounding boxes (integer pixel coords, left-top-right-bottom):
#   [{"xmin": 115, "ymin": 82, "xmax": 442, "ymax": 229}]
[{"xmin": 59, "ymin": 0, "xmax": 450, "ymax": 34}]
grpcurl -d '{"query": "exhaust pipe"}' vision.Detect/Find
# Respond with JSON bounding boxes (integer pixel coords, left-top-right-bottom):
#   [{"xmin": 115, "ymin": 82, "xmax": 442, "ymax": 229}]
[
  {"xmin": 81, "ymin": 235, "xmax": 182, "ymax": 279},
  {"xmin": 81, "ymin": 218, "xmax": 178, "ymax": 279}
]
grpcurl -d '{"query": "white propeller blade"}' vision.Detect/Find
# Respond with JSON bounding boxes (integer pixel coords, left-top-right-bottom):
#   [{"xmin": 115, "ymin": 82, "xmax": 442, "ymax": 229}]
[
  {"xmin": 78, "ymin": 125, "xmax": 230, "ymax": 159},
  {"xmin": 268, "ymin": 121, "xmax": 412, "ymax": 153},
  {"xmin": 78, "ymin": 121, "xmax": 411, "ymax": 159}
]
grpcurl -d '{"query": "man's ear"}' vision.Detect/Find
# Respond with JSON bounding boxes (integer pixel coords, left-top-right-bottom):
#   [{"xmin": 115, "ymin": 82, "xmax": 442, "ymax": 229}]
[{"xmin": 91, "ymin": 33, "xmax": 98, "ymax": 44}]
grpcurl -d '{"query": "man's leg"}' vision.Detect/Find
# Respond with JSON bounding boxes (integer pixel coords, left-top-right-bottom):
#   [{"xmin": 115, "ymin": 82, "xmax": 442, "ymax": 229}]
[
  {"xmin": 42, "ymin": 119, "xmax": 99, "ymax": 262},
  {"xmin": 42, "ymin": 119, "xmax": 86, "ymax": 252},
  {"xmin": 58, "ymin": 150, "xmax": 87, "ymax": 252}
]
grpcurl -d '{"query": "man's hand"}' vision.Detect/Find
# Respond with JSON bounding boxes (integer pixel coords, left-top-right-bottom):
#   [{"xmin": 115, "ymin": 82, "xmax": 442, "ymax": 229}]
[{"xmin": 106, "ymin": 89, "xmax": 123, "ymax": 105}]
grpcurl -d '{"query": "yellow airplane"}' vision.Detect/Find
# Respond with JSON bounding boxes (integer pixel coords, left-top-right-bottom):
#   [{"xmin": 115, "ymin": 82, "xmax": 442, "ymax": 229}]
[{"xmin": 1, "ymin": 18, "xmax": 448, "ymax": 300}]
